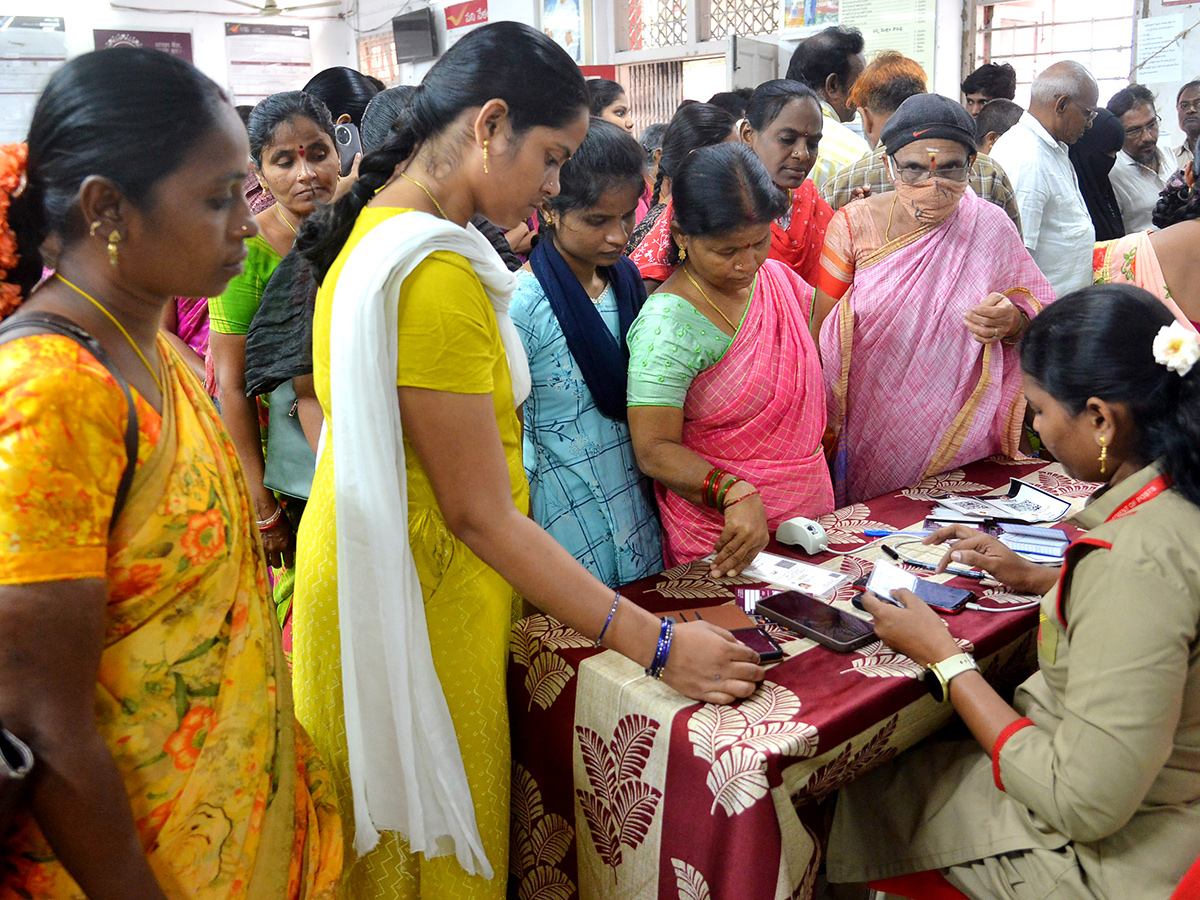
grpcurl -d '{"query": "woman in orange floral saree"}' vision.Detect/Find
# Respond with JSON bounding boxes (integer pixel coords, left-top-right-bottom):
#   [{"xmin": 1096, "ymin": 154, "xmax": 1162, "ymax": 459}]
[{"xmin": 0, "ymin": 48, "xmax": 340, "ymax": 900}]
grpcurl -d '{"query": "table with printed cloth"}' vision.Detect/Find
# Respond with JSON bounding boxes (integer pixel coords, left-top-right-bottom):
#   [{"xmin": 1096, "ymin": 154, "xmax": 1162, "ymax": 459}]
[{"xmin": 507, "ymin": 456, "xmax": 1099, "ymax": 900}]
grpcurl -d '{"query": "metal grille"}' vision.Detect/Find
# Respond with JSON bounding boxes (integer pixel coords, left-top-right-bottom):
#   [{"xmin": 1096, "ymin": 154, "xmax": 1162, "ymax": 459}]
[
  {"xmin": 619, "ymin": 60, "xmax": 685, "ymax": 130},
  {"xmin": 358, "ymin": 33, "xmax": 400, "ymax": 88},
  {"xmin": 629, "ymin": 0, "xmax": 688, "ymax": 50},
  {"xmin": 971, "ymin": 0, "xmax": 1132, "ymax": 106},
  {"xmin": 709, "ymin": 0, "xmax": 781, "ymax": 40}
]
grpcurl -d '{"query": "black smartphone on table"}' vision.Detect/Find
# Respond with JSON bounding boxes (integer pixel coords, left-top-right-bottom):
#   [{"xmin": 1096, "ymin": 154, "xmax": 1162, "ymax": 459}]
[
  {"xmin": 730, "ymin": 627, "xmax": 785, "ymax": 662},
  {"xmin": 756, "ymin": 590, "xmax": 876, "ymax": 652}
]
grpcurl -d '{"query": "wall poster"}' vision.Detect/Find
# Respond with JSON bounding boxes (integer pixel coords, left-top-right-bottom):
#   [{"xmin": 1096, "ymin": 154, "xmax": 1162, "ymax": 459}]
[
  {"xmin": 0, "ymin": 16, "xmax": 66, "ymax": 143},
  {"xmin": 542, "ymin": 0, "xmax": 583, "ymax": 62},
  {"xmin": 225, "ymin": 22, "xmax": 313, "ymax": 106},
  {"xmin": 94, "ymin": 29, "xmax": 193, "ymax": 62}
]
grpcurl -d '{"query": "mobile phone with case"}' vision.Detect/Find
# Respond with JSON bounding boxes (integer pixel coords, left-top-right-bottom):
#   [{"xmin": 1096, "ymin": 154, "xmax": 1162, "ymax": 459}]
[
  {"xmin": 730, "ymin": 627, "xmax": 785, "ymax": 662},
  {"xmin": 756, "ymin": 590, "xmax": 876, "ymax": 652}
]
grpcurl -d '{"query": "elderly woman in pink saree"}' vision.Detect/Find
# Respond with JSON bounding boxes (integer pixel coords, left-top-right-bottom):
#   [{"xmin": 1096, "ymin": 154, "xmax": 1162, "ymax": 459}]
[
  {"xmin": 812, "ymin": 95, "xmax": 1054, "ymax": 504},
  {"xmin": 628, "ymin": 143, "xmax": 833, "ymax": 577}
]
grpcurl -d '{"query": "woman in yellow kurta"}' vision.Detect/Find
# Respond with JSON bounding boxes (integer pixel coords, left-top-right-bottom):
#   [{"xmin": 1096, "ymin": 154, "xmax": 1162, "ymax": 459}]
[
  {"xmin": 0, "ymin": 49, "xmax": 340, "ymax": 900},
  {"xmin": 292, "ymin": 22, "xmax": 765, "ymax": 900}
]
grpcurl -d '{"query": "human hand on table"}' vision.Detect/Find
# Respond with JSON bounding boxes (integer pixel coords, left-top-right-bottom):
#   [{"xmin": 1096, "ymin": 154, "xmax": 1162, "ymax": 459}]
[
  {"xmin": 664, "ymin": 621, "xmax": 765, "ymax": 704},
  {"xmin": 710, "ymin": 481, "xmax": 768, "ymax": 578},
  {"xmin": 964, "ymin": 292, "xmax": 1022, "ymax": 344},
  {"xmin": 860, "ymin": 588, "xmax": 962, "ymax": 667},
  {"xmin": 923, "ymin": 525, "xmax": 1060, "ymax": 595}
]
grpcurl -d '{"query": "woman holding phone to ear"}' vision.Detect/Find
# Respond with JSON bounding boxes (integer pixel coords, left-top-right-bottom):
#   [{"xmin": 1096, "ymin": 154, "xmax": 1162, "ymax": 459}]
[
  {"xmin": 293, "ymin": 22, "xmax": 762, "ymax": 900},
  {"xmin": 829, "ymin": 285, "xmax": 1200, "ymax": 900}
]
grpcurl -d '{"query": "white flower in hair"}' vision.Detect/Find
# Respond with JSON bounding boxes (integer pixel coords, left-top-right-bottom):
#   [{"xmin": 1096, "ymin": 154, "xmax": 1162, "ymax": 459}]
[{"xmin": 1153, "ymin": 320, "xmax": 1200, "ymax": 377}]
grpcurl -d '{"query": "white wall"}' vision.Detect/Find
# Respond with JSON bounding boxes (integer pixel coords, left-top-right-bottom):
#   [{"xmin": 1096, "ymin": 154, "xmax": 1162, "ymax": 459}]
[
  {"xmin": 0, "ymin": 0, "xmax": 356, "ymax": 101},
  {"xmin": 346, "ymin": 0, "xmax": 539, "ymax": 84},
  {"xmin": 1137, "ymin": 1, "xmax": 1200, "ymax": 154}
]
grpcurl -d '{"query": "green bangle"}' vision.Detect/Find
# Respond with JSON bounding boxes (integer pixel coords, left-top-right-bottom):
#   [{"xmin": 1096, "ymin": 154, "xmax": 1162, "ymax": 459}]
[{"xmin": 717, "ymin": 477, "xmax": 741, "ymax": 512}]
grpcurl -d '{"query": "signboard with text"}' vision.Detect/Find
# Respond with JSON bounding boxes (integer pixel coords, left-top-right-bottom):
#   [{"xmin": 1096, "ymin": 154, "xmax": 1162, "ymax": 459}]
[
  {"xmin": 444, "ymin": 0, "xmax": 488, "ymax": 30},
  {"xmin": 94, "ymin": 29, "xmax": 193, "ymax": 62}
]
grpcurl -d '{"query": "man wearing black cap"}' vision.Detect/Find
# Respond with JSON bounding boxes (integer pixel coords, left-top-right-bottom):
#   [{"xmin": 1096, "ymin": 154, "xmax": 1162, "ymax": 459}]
[{"xmin": 811, "ymin": 93, "xmax": 1052, "ymax": 503}]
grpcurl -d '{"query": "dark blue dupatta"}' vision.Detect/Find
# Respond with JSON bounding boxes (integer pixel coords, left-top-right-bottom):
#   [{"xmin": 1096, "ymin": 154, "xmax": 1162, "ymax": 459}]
[{"xmin": 529, "ymin": 237, "xmax": 647, "ymax": 421}]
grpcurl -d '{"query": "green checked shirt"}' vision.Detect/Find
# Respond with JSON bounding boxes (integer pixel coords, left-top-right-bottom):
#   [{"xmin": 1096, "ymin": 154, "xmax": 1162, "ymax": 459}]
[{"xmin": 819, "ymin": 149, "xmax": 1023, "ymax": 237}]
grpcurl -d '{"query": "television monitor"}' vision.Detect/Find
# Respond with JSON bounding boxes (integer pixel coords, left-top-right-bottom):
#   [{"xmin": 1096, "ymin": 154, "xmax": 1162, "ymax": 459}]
[{"xmin": 393, "ymin": 8, "xmax": 437, "ymax": 64}]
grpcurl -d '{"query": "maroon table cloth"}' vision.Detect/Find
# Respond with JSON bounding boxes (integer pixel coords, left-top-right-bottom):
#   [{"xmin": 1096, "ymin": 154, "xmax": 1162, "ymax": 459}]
[{"xmin": 508, "ymin": 457, "xmax": 1097, "ymax": 900}]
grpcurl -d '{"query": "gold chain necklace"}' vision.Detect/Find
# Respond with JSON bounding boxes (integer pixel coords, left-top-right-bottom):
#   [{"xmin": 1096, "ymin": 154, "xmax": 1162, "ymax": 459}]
[
  {"xmin": 276, "ymin": 204, "xmax": 298, "ymax": 236},
  {"xmin": 884, "ymin": 193, "xmax": 900, "ymax": 243},
  {"xmin": 683, "ymin": 266, "xmax": 740, "ymax": 332},
  {"xmin": 400, "ymin": 173, "xmax": 449, "ymax": 220},
  {"xmin": 54, "ymin": 273, "xmax": 163, "ymax": 392}
]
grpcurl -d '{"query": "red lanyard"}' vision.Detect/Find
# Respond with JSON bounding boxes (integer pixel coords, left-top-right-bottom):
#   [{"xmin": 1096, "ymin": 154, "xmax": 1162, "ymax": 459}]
[{"xmin": 1106, "ymin": 474, "xmax": 1172, "ymax": 522}]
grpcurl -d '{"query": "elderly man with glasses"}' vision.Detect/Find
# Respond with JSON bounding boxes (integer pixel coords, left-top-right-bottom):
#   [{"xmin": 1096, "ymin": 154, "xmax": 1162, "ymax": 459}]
[
  {"xmin": 1107, "ymin": 83, "xmax": 1177, "ymax": 232},
  {"xmin": 992, "ymin": 61, "xmax": 1099, "ymax": 295},
  {"xmin": 1174, "ymin": 80, "xmax": 1200, "ymax": 172}
]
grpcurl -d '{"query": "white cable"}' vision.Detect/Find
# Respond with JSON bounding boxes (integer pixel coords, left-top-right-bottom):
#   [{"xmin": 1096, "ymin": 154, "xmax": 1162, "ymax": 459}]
[{"xmin": 965, "ymin": 600, "xmax": 1041, "ymax": 612}]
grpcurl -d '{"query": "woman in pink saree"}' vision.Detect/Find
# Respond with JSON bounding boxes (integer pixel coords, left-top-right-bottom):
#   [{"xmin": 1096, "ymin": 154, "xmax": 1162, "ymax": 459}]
[
  {"xmin": 813, "ymin": 95, "xmax": 1054, "ymax": 504},
  {"xmin": 628, "ymin": 143, "xmax": 833, "ymax": 575}
]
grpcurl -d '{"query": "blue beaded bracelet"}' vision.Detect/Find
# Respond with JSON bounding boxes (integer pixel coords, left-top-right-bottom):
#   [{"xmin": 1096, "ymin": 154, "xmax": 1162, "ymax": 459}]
[
  {"xmin": 646, "ymin": 618, "xmax": 674, "ymax": 679},
  {"xmin": 594, "ymin": 592, "xmax": 621, "ymax": 647}
]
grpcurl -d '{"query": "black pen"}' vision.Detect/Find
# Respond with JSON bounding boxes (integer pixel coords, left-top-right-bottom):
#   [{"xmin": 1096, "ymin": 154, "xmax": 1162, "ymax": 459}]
[{"xmin": 881, "ymin": 544, "xmax": 986, "ymax": 580}]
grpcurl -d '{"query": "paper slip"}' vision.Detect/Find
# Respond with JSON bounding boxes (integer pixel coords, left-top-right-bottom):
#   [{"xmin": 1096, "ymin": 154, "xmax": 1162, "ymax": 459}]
[
  {"xmin": 934, "ymin": 478, "xmax": 1070, "ymax": 524},
  {"xmin": 864, "ymin": 559, "xmax": 915, "ymax": 605},
  {"xmin": 738, "ymin": 551, "xmax": 849, "ymax": 597}
]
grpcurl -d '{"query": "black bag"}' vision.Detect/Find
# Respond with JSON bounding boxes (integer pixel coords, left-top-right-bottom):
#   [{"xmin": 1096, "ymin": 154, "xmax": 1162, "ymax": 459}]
[{"xmin": 0, "ymin": 312, "xmax": 140, "ymax": 835}]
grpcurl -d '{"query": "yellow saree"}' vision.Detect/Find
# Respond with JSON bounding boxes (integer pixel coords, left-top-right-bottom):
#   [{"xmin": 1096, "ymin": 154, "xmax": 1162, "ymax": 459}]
[{"xmin": 0, "ymin": 335, "xmax": 341, "ymax": 899}]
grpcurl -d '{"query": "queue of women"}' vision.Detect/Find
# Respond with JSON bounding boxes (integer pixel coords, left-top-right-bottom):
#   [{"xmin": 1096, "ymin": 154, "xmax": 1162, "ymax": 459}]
[{"xmin": 0, "ymin": 20, "xmax": 1198, "ymax": 900}]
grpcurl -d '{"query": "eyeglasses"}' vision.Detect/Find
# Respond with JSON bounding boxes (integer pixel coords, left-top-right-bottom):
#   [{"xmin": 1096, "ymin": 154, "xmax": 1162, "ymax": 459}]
[
  {"xmin": 1066, "ymin": 97, "xmax": 1098, "ymax": 124},
  {"xmin": 891, "ymin": 162, "xmax": 971, "ymax": 184},
  {"xmin": 1124, "ymin": 115, "xmax": 1161, "ymax": 138}
]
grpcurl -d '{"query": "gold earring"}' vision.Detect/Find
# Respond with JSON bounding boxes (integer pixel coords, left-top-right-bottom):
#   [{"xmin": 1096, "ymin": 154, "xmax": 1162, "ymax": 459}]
[
  {"xmin": 1098, "ymin": 435, "xmax": 1108, "ymax": 476},
  {"xmin": 89, "ymin": 220, "xmax": 102, "ymax": 237},
  {"xmin": 483, "ymin": 139, "xmax": 489, "ymax": 175},
  {"xmin": 678, "ymin": 245, "xmax": 687, "ymax": 261},
  {"xmin": 107, "ymin": 230, "xmax": 121, "ymax": 268}
]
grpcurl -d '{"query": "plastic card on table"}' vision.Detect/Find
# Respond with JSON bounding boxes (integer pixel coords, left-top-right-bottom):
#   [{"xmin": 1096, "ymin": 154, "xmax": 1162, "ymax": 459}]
[{"xmin": 736, "ymin": 551, "xmax": 849, "ymax": 598}]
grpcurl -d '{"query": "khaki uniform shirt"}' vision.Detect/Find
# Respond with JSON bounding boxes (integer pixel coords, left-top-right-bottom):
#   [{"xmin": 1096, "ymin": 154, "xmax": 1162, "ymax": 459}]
[{"xmin": 829, "ymin": 464, "xmax": 1200, "ymax": 899}]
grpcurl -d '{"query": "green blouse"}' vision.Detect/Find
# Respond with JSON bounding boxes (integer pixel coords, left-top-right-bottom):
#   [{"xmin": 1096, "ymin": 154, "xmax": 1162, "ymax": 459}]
[
  {"xmin": 626, "ymin": 291, "xmax": 739, "ymax": 408},
  {"xmin": 208, "ymin": 235, "xmax": 282, "ymax": 336}
]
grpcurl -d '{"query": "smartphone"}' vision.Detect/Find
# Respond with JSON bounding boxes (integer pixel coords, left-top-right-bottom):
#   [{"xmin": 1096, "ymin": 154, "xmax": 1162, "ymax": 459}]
[
  {"xmin": 334, "ymin": 122, "xmax": 362, "ymax": 176},
  {"xmin": 756, "ymin": 590, "xmax": 876, "ymax": 652},
  {"xmin": 851, "ymin": 576, "xmax": 974, "ymax": 614},
  {"xmin": 730, "ymin": 627, "xmax": 785, "ymax": 662}
]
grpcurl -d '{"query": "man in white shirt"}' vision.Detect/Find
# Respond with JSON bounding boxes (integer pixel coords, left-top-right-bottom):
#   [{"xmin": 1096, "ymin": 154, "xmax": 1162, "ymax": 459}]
[
  {"xmin": 785, "ymin": 26, "xmax": 871, "ymax": 191},
  {"xmin": 1174, "ymin": 79, "xmax": 1200, "ymax": 173},
  {"xmin": 1107, "ymin": 84, "xmax": 1176, "ymax": 232},
  {"xmin": 991, "ymin": 61, "xmax": 1098, "ymax": 296}
]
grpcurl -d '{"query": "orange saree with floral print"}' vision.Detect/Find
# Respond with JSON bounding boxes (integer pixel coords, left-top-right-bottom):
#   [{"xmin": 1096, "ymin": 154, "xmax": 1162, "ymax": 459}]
[{"xmin": 0, "ymin": 334, "xmax": 341, "ymax": 900}]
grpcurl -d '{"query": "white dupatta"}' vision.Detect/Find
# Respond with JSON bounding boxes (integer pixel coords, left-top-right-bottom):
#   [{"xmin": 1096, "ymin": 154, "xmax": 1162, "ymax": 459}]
[{"xmin": 327, "ymin": 210, "xmax": 530, "ymax": 875}]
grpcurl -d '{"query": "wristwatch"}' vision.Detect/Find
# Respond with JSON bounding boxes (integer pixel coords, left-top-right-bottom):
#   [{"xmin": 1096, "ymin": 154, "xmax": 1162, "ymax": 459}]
[{"xmin": 923, "ymin": 652, "xmax": 978, "ymax": 703}]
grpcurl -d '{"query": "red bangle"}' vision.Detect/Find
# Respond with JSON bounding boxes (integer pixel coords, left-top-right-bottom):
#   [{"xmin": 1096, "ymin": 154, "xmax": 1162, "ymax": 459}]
[
  {"xmin": 722, "ymin": 486, "xmax": 759, "ymax": 512},
  {"xmin": 257, "ymin": 505, "xmax": 283, "ymax": 531},
  {"xmin": 702, "ymin": 467, "xmax": 727, "ymax": 508}
]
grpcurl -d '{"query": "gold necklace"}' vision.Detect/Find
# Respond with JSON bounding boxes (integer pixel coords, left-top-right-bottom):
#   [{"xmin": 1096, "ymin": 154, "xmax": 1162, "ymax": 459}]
[
  {"xmin": 884, "ymin": 194, "xmax": 900, "ymax": 242},
  {"xmin": 276, "ymin": 204, "xmax": 298, "ymax": 235},
  {"xmin": 400, "ymin": 173, "xmax": 449, "ymax": 220},
  {"xmin": 54, "ymin": 273, "xmax": 163, "ymax": 393},
  {"xmin": 683, "ymin": 266, "xmax": 740, "ymax": 332}
]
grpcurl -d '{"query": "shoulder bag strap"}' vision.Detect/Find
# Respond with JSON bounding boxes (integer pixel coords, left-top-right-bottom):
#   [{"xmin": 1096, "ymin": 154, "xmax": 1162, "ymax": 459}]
[{"xmin": 0, "ymin": 311, "xmax": 140, "ymax": 525}]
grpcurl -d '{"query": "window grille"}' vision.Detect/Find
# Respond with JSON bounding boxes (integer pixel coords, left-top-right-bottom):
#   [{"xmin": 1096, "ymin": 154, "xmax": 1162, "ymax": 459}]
[
  {"xmin": 358, "ymin": 33, "xmax": 400, "ymax": 88},
  {"xmin": 972, "ymin": 0, "xmax": 1132, "ymax": 106},
  {"xmin": 619, "ymin": 60, "xmax": 685, "ymax": 129},
  {"xmin": 709, "ymin": 0, "xmax": 780, "ymax": 41},
  {"xmin": 628, "ymin": 0, "xmax": 688, "ymax": 50}
]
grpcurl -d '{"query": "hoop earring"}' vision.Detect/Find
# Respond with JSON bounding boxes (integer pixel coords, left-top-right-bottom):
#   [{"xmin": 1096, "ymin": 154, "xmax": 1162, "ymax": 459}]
[
  {"xmin": 107, "ymin": 230, "xmax": 121, "ymax": 268},
  {"xmin": 483, "ymin": 139, "xmax": 489, "ymax": 175},
  {"xmin": 1098, "ymin": 435, "xmax": 1108, "ymax": 476}
]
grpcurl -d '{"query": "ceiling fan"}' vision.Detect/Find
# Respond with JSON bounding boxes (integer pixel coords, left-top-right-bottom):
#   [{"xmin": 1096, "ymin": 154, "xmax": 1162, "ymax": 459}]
[{"xmin": 224, "ymin": 0, "xmax": 342, "ymax": 14}]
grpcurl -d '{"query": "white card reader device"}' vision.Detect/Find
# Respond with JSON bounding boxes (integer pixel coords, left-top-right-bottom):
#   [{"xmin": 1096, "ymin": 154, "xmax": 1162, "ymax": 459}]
[{"xmin": 774, "ymin": 517, "xmax": 829, "ymax": 554}]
